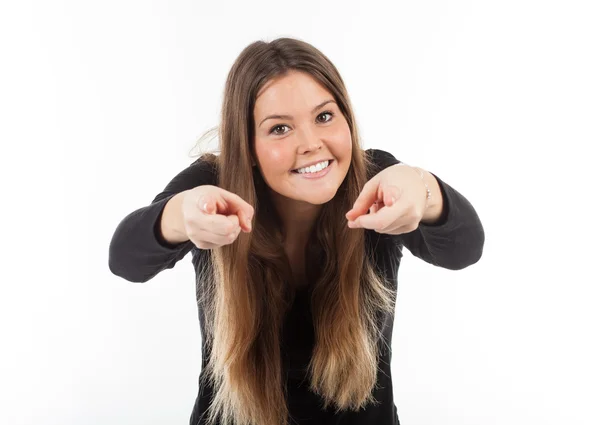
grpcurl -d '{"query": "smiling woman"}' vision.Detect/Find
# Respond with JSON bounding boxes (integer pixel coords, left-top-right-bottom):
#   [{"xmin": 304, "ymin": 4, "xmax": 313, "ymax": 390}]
[
  {"xmin": 252, "ymin": 70, "xmax": 353, "ymax": 224},
  {"xmin": 108, "ymin": 36, "xmax": 485, "ymax": 425}
]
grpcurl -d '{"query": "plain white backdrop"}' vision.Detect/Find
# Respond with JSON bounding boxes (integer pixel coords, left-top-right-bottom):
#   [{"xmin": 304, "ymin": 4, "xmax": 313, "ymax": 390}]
[{"xmin": 1, "ymin": 0, "xmax": 598, "ymax": 424}]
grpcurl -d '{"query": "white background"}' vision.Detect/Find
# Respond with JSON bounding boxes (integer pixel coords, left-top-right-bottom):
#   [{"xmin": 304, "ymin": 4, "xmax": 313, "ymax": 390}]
[{"xmin": 1, "ymin": 1, "xmax": 599, "ymax": 424}]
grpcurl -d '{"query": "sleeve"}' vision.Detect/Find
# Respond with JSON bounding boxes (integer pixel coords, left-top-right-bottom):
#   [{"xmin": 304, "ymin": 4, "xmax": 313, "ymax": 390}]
[
  {"xmin": 365, "ymin": 148, "xmax": 485, "ymax": 270},
  {"xmin": 108, "ymin": 157, "xmax": 218, "ymax": 283}
]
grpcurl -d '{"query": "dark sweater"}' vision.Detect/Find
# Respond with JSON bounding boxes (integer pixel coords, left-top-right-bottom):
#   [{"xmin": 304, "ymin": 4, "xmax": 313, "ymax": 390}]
[{"xmin": 108, "ymin": 149, "xmax": 485, "ymax": 425}]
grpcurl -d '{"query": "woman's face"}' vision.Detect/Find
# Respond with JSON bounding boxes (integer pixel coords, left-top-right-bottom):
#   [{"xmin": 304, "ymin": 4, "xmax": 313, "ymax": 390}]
[{"xmin": 252, "ymin": 70, "xmax": 352, "ymax": 206}]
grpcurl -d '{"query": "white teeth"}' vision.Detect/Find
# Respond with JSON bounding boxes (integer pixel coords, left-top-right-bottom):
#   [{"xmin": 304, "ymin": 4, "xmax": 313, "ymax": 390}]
[{"xmin": 296, "ymin": 160, "xmax": 329, "ymax": 174}]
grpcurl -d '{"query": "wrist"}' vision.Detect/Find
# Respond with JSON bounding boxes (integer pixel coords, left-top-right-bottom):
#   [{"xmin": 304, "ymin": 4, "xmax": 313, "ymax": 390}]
[
  {"xmin": 161, "ymin": 191, "xmax": 190, "ymax": 244},
  {"xmin": 418, "ymin": 169, "xmax": 444, "ymax": 224}
]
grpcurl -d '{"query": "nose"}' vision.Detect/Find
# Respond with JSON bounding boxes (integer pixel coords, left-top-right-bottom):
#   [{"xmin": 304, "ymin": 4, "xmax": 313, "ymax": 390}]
[
  {"xmin": 297, "ymin": 127, "xmax": 323, "ymax": 154},
  {"xmin": 300, "ymin": 141, "xmax": 322, "ymax": 154}
]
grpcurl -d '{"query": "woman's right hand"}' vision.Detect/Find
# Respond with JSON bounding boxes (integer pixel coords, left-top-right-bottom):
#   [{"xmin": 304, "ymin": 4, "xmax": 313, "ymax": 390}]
[{"xmin": 181, "ymin": 185, "xmax": 254, "ymax": 250}]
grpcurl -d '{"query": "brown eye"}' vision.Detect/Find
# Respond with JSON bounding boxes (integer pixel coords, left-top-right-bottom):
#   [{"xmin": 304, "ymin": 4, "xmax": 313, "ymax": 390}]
[
  {"xmin": 317, "ymin": 111, "xmax": 334, "ymax": 123},
  {"xmin": 270, "ymin": 124, "xmax": 289, "ymax": 135}
]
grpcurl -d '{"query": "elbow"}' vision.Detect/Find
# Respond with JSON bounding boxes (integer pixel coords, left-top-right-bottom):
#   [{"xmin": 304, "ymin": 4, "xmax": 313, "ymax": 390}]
[
  {"xmin": 108, "ymin": 237, "xmax": 152, "ymax": 283},
  {"xmin": 446, "ymin": 247, "xmax": 483, "ymax": 271},
  {"xmin": 446, "ymin": 230, "xmax": 485, "ymax": 271},
  {"xmin": 108, "ymin": 254, "xmax": 151, "ymax": 283}
]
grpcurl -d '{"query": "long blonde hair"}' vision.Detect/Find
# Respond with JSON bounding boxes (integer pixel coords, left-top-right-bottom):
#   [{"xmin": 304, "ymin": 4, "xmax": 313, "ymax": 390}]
[{"xmin": 192, "ymin": 37, "xmax": 396, "ymax": 425}]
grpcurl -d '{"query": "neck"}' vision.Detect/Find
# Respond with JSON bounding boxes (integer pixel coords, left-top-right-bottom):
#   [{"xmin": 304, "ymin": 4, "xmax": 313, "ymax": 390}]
[{"xmin": 270, "ymin": 189, "xmax": 321, "ymax": 246}]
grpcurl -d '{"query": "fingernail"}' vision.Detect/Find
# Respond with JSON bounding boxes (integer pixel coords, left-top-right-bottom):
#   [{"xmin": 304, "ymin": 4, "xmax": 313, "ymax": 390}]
[{"xmin": 198, "ymin": 196, "xmax": 208, "ymax": 212}]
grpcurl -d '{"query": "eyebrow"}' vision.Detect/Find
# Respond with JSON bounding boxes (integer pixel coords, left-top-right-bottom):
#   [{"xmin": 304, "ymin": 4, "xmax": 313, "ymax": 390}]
[{"xmin": 258, "ymin": 99, "xmax": 337, "ymax": 128}]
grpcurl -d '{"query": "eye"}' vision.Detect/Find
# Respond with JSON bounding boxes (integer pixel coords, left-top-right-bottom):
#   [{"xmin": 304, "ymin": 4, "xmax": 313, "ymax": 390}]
[
  {"xmin": 317, "ymin": 111, "xmax": 334, "ymax": 123},
  {"xmin": 269, "ymin": 110, "xmax": 335, "ymax": 136},
  {"xmin": 269, "ymin": 124, "xmax": 289, "ymax": 136}
]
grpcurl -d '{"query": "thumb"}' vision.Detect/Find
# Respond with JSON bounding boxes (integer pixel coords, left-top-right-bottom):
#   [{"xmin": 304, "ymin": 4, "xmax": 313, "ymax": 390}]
[
  {"xmin": 197, "ymin": 194, "xmax": 219, "ymax": 215},
  {"xmin": 382, "ymin": 184, "xmax": 401, "ymax": 207}
]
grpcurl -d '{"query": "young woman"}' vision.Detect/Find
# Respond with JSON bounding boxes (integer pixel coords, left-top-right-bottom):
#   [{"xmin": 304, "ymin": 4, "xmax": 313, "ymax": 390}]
[{"xmin": 109, "ymin": 37, "xmax": 485, "ymax": 425}]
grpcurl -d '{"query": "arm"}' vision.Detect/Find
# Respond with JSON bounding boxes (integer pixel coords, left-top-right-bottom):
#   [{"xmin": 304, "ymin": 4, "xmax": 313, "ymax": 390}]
[
  {"xmin": 366, "ymin": 149, "xmax": 485, "ymax": 270},
  {"xmin": 160, "ymin": 190, "xmax": 190, "ymax": 245},
  {"xmin": 108, "ymin": 157, "xmax": 218, "ymax": 283}
]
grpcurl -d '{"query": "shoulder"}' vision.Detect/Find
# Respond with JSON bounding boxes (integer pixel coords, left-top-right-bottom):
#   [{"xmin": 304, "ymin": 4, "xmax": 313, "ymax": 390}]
[
  {"xmin": 364, "ymin": 148, "xmax": 402, "ymax": 166},
  {"xmin": 364, "ymin": 148, "xmax": 403, "ymax": 179},
  {"xmin": 151, "ymin": 154, "xmax": 219, "ymax": 204},
  {"xmin": 176, "ymin": 153, "xmax": 219, "ymax": 186}
]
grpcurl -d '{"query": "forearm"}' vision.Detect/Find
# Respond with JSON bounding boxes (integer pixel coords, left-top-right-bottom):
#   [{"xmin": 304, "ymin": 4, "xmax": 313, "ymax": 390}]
[
  {"xmin": 399, "ymin": 169, "xmax": 484, "ymax": 270},
  {"xmin": 109, "ymin": 192, "xmax": 195, "ymax": 282},
  {"xmin": 160, "ymin": 190, "xmax": 190, "ymax": 244}
]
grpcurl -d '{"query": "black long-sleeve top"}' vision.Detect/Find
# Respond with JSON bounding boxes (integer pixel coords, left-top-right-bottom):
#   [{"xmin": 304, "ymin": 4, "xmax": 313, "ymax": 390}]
[{"xmin": 108, "ymin": 149, "xmax": 485, "ymax": 425}]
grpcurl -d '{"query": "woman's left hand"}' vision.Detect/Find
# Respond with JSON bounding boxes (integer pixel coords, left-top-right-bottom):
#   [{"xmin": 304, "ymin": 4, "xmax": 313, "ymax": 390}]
[{"xmin": 345, "ymin": 164, "xmax": 429, "ymax": 235}]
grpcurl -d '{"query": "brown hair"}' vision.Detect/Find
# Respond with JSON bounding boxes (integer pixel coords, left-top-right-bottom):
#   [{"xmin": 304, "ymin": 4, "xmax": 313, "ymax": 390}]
[{"xmin": 192, "ymin": 37, "xmax": 396, "ymax": 425}]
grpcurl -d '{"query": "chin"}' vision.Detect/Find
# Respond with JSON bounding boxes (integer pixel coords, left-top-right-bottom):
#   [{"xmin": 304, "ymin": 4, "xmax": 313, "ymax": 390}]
[{"xmin": 293, "ymin": 190, "xmax": 338, "ymax": 205}]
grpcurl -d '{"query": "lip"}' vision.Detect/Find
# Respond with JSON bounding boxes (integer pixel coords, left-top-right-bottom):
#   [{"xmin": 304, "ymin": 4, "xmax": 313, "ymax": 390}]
[
  {"xmin": 291, "ymin": 160, "xmax": 334, "ymax": 179},
  {"xmin": 291, "ymin": 158, "xmax": 333, "ymax": 171}
]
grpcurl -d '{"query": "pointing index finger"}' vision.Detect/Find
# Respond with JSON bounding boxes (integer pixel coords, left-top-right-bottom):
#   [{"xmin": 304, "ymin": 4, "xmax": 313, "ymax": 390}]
[
  {"xmin": 351, "ymin": 203, "xmax": 398, "ymax": 231},
  {"xmin": 220, "ymin": 190, "xmax": 254, "ymax": 230},
  {"xmin": 345, "ymin": 177, "xmax": 380, "ymax": 221}
]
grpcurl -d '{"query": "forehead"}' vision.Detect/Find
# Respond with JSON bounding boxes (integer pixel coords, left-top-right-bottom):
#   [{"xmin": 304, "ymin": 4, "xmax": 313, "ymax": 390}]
[{"xmin": 254, "ymin": 71, "xmax": 332, "ymax": 114}]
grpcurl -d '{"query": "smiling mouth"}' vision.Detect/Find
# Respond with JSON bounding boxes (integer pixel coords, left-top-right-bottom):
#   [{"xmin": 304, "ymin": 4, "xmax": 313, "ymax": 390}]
[{"xmin": 291, "ymin": 160, "xmax": 333, "ymax": 174}]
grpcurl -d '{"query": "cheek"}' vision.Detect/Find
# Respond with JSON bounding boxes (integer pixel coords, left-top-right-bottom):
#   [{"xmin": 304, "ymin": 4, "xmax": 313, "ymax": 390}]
[
  {"xmin": 256, "ymin": 144, "xmax": 293, "ymax": 174},
  {"xmin": 330, "ymin": 123, "xmax": 353, "ymax": 154},
  {"xmin": 269, "ymin": 149, "xmax": 287, "ymax": 164}
]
